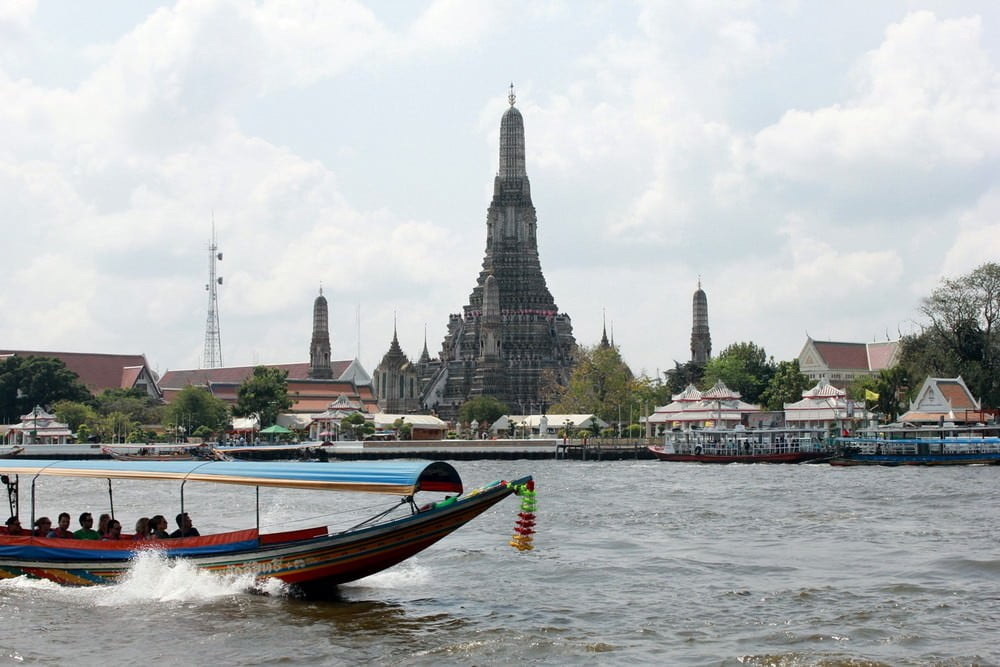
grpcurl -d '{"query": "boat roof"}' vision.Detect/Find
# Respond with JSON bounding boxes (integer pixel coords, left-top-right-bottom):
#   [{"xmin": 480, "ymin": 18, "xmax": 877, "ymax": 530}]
[{"xmin": 0, "ymin": 460, "xmax": 463, "ymax": 495}]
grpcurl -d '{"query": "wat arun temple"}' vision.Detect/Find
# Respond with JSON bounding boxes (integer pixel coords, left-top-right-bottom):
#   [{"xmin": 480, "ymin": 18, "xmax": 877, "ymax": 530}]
[{"xmin": 374, "ymin": 87, "xmax": 577, "ymax": 420}]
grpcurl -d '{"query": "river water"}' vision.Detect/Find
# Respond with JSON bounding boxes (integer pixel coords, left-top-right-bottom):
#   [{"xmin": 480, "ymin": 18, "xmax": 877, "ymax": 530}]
[{"xmin": 2, "ymin": 460, "xmax": 998, "ymax": 666}]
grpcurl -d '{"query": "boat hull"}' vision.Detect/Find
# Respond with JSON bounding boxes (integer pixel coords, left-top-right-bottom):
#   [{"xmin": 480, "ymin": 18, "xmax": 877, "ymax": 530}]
[
  {"xmin": 648, "ymin": 446, "xmax": 830, "ymax": 464},
  {"xmin": 0, "ymin": 477, "xmax": 526, "ymax": 596},
  {"xmin": 829, "ymin": 453, "xmax": 1000, "ymax": 466}
]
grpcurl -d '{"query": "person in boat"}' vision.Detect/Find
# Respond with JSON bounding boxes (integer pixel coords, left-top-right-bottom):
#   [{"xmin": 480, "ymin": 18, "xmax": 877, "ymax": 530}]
[
  {"xmin": 149, "ymin": 514, "xmax": 170, "ymax": 539},
  {"xmin": 97, "ymin": 513, "xmax": 111, "ymax": 537},
  {"xmin": 48, "ymin": 512, "xmax": 75, "ymax": 539},
  {"xmin": 133, "ymin": 517, "xmax": 151, "ymax": 541},
  {"xmin": 73, "ymin": 512, "xmax": 100, "ymax": 540},
  {"xmin": 102, "ymin": 519, "xmax": 122, "ymax": 540},
  {"xmin": 4, "ymin": 516, "xmax": 27, "ymax": 536},
  {"xmin": 33, "ymin": 517, "xmax": 52, "ymax": 536},
  {"xmin": 170, "ymin": 512, "xmax": 200, "ymax": 538}
]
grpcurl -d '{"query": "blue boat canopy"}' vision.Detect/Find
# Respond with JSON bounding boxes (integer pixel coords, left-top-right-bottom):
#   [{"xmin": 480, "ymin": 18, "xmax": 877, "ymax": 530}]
[{"xmin": 0, "ymin": 460, "xmax": 463, "ymax": 496}]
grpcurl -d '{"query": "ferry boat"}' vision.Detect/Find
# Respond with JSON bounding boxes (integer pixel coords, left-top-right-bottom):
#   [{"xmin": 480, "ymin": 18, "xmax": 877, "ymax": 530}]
[
  {"xmin": 648, "ymin": 427, "xmax": 834, "ymax": 464},
  {"xmin": 831, "ymin": 424, "xmax": 1000, "ymax": 466},
  {"xmin": 0, "ymin": 460, "xmax": 533, "ymax": 597}
]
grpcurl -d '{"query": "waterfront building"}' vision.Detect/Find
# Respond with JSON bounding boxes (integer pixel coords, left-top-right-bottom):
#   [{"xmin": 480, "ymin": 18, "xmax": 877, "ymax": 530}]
[
  {"xmin": 4, "ymin": 406, "xmax": 73, "ymax": 445},
  {"xmin": 797, "ymin": 338, "xmax": 899, "ymax": 389},
  {"xmin": 416, "ymin": 87, "xmax": 576, "ymax": 420},
  {"xmin": 897, "ymin": 376, "xmax": 988, "ymax": 425},
  {"xmin": 647, "ymin": 381, "xmax": 759, "ymax": 433},
  {"xmin": 783, "ymin": 379, "xmax": 871, "ymax": 431},
  {"xmin": 0, "ymin": 350, "xmax": 161, "ymax": 401}
]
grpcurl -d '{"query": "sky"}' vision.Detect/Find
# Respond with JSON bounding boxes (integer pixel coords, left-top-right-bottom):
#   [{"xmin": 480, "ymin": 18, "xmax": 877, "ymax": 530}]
[{"xmin": 2, "ymin": 0, "xmax": 999, "ymax": 382}]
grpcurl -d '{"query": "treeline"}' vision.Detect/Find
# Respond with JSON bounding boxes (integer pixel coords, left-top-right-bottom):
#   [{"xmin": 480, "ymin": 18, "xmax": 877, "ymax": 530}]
[{"xmin": 543, "ymin": 261, "xmax": 1000, "ymax": 426}]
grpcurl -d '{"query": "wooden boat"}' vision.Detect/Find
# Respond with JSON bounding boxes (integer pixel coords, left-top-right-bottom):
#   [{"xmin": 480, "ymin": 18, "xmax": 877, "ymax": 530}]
[
  {"xmin": 0, "ymin": 460, "xmax": 532, "ymax": 597},
  {"xmin": 211, "ymin": 442, "xmax": 335, "ymax": 461},
  {"xmin": 831, "ymin": 424, "xmax": 1000, "ymax": 466},
  {"xmin": 648, "ymin": 427, "xmax": 834, "ymax": 464},
  {"xmin": 101, "ymin": 444, "xmax": 210, "ymax": 461}
]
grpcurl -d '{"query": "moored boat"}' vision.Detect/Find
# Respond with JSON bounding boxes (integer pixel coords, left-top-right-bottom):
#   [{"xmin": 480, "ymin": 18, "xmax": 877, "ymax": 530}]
[
  {"xmin": 649, "ymin": 427, "xmax": 834, "ymax": 464},
  {"xmin": 101, "ymin": 444, "xmax": 210, "ymax": 461},
  {"xmin": 831, "ymin": 424, "xmax": 1000, "ymax": 466},
  {"xmin": 0, "ymin": 459, "xmax": 533, "ymax": 597}
]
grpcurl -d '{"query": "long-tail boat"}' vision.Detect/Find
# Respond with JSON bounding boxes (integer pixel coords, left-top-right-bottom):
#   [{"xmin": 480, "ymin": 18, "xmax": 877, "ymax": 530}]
[{"xmin": 0, "ymin": 460, "xmax": 532, "ymax": 597}]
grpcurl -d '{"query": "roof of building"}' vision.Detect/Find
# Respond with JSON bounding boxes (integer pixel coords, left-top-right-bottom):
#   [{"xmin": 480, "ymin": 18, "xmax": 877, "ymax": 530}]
[
  {"xmin": 801, "ymin": 339, "xmax": 900, "ymax": 372},
  {"xmin": 0, "ymin": 349, "xmax": 158, "ymax": 397},
  {"xmin": 898, "ymin": 377, "xmax": 980, "ymax": 423}
]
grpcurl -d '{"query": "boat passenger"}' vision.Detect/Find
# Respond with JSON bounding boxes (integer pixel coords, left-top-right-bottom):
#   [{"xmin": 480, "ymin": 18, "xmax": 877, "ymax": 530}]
[
  {"xmin": 149, "ymin": 515, "xmax": 170, "ymax": 539},
  {"xmin": 33, "ymin": 517, "xmax": 51, "ymax": 536},
  {"xmin": 102, "ymin": 520, "xmax": 122, "ymax": 541},
  {"xmin": 47, "ymin": 512, "xmax": 75, "ymax": 539},
  {"xmin": 170, "ymin": 512, "xmax": 200, "ymax": 538},
  {"xmin": 73, "ymin": 512, "xmax": 100, "ymax": 540},
  {"xmin": 4, "ymin": 516, "xmax": 27, "ymax": 536},
  {"xmin": 133, "ymin": 517, "xmax": 151, "ymax": 541},
  {"xmin": 97, "ymin": 513, "xmax": 111, "ymax": 537}
]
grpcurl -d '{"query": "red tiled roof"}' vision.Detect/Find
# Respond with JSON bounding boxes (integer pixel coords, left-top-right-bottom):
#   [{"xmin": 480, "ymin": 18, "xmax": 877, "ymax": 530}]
[
  {"xmin": 159, "ymin": 360, "xmax": 358, "ymax": 389},
  {"xmin": 812, "ymin": 342, "xmax": 869, "ymax": 370},
  {"xmin": 866, "ymin": 341, "xmax": 899, "ymax": 371},
  {"xmin": 938, "ymin": 380, "xmax": 977, "ymax": 410},
  {"xmin": 0, "ymin": 349, "xmax": 154, "ymax": 395}
]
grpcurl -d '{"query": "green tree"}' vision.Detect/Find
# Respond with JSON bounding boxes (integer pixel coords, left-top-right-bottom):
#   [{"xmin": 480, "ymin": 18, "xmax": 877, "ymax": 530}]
[
  {"xmin": 0, "ymin": 355, "xmax": 92, "ymax": 422},
  {"xmin": 759, "ymin": 360, "xmax": 811, "ymax": 411},
  {"xmin": 457, "ymin": 396, "xmax": 510, "ymax": 428},
  {"xmin": 232, "ymin": 366, "xmax": 293, "ymax": 428},
  {"xmin": 664, "ymin": 360, "xmax": 706, "ymax": 396},
  {"xmin": 51, "ymin": 400, "xmax": 99, "ymax": 432},
  {"xmin": 164, "ymin": 385, "xmax": 230, "ymax": 439},
  {"xmin": 701, "ymin": 342, "xmax": 775, "ymax": 405},
  {"xmin": 550, "ymin": 344, "xmax": 633, "ymax": 423},
  {"xmin": 94, "ymin": 388, "xmax": 163, "ymax": 425},
  {"xmin": 848, "ymin": 366, "xmax": 913, "ymax": 423},
  {"xmin": 905, "ymin": 261, "xmax": 1000, "ymax": 407},
  {"xmin": 340, "ymin": 412, "xmax": 373, "ymax": 440}
]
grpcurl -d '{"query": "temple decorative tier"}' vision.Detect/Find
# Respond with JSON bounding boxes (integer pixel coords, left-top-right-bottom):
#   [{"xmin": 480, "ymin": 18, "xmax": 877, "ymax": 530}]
[{"xmin": 417, "ymin": 87, "xmax": 576, "ymax": 420}]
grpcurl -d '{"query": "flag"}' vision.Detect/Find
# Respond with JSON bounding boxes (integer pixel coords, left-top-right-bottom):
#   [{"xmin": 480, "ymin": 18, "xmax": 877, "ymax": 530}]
[{"xmin": 865, "ymin": 389, "xmax": 880, "ymax": 401}]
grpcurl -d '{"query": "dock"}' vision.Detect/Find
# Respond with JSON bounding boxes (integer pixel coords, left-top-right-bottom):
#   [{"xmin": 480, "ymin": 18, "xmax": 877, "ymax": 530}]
[{"xmin": 10, "ymin": 439, "xmax": 656, "ymax": 461}]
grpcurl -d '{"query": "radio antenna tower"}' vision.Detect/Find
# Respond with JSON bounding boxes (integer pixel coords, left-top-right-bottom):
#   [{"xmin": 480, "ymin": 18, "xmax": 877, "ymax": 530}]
[{"xmin": 203, "ymin": 220, "xmax": 224, "ymax": 368}]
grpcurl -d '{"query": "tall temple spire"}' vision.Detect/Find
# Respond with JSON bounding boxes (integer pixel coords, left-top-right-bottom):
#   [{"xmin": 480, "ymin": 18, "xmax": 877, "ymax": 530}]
[
  {"xmin": 422, "ymin": 87, "xmax": 575, "ymax": 420},
  {"xmin": 600, "ymin": 308, "xmax": 610, "ymax": 348},
  {"xmin": 498, "ymin": 83, "xmax": 527, "ymax": 182},
  {"xmin": 309, "ymin": 287, "xmax": 333, "ymax": 379},
  {"xmin": 691, "ymin": 279, "xmax": 711, "ymax": 363}
]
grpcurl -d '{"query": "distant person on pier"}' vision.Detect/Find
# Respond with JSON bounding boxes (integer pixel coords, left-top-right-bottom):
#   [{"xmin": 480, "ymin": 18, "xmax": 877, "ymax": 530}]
[{"xmin": 170, "ymin": 512, "xmax": 200, "ymax": 538}]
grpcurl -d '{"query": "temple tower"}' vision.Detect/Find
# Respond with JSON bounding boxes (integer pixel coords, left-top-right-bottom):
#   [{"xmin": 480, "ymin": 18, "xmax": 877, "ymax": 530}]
[
  {"xmin": 690, "ymin": 280, "xmax": 711, "ymax": 363},
  {"xmin": 308, "ymin": 288, "xmax": 333, "ymax": 379},
  {"xmin": 373, "ymin": 321, "xmax": 420, "ymax": 413},
  {"xmin": 419, "ymin": 85, "xmax": 576, "ymax": 419}
]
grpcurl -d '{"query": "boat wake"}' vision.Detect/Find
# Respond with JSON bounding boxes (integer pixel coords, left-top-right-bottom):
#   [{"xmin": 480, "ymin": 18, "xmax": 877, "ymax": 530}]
[{"xmin": 0, "ymin": 551, "xmax": 291, "ymax": 603}]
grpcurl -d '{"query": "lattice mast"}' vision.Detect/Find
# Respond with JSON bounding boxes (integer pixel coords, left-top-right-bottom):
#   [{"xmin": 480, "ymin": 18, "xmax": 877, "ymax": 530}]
[{"xmin": 203, "ymin": 222, "xmax": 224, "ymax": 368}]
